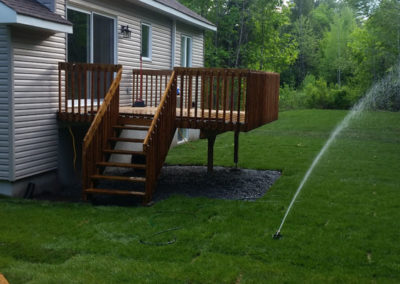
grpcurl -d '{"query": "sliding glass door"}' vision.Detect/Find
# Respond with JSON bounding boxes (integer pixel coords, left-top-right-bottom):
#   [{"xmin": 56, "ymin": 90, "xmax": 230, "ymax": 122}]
[
  {"xmin": 67, "ymin": 8, "xmax": 115, "ymax": 64},
  {"xmin": 93, "ymin": 13, "xmax": 115, "ymax": 64},
  {"xmin": 67, "ymin": 9, "xmax": 90, "ymax": 64},
  {"xmin": 67, "ymin": 8, "xmax": 116, "ymax": 103}
]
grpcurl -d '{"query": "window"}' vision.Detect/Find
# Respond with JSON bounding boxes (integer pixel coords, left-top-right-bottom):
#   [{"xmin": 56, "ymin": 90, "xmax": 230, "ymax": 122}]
[
  {"xmin": 141, "ymin": 23, "xmax": 151, "ymax": 60},
  {"xmin": 67, "ymin": 8, "xmax": 116, "ymax": 64},
  {"xmin": 67, "ymin": 9, "xmax": 90, "ymax": 63},
  {"xmin": 180, "ymin": 35, "xmax": 192, "ymax": 67},
  {"xmin": 67, "ymin": 8, "xmax": 116, "ymax": 103}
]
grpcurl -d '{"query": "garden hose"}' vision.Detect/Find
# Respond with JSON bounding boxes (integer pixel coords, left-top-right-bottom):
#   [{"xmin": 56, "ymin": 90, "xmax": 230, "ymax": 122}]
[
  {"xmin": 138, "ymin": 210, "xmax": 198, "ymax": 246},
  {"xmin": 68, "ymin": 126, "xmax": 77, "ymax": 172},
  {"xmin": 138, "ymin": 207, "xmax": 271, "ymax": 260},
  {"xmin": 139, "ymin": 227, "xmax": 183, "ymax": 246}
]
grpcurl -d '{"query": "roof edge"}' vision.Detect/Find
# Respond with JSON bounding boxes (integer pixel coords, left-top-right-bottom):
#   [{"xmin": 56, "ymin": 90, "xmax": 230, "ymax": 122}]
[
  {"xmin": 16, "ymin": 14, "xmax": 73, "ymax": 33},
  {"xmin": 0, "ymin": 3, "xmax": 72, "ymax": 33},
  {"xmin": 135, "ymin": 0, "xmax": 217, "ymax": 31}
]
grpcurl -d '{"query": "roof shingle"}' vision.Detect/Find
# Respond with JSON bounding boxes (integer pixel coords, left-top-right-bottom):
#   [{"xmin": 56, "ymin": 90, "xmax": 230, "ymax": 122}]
[
  {"xmin": 0, "ymin": 0, "xmax": 71, "ymax": 26},
  {"xmin": 154, "ymin": 0, "xmax": 214, "ymax": 26}
]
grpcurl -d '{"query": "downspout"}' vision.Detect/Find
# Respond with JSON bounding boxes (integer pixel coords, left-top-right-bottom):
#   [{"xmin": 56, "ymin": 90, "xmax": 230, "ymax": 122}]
[{"xmin": 171, "ymin": 19, "xmax": 176, "ymax": 69}]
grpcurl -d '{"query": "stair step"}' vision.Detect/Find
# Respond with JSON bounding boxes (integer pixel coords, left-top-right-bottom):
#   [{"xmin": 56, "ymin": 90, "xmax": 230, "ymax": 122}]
[
  {"xmin": 91, "ymin": 174, "xmax": 146, "ymax": 183},
  {"xmin": 103, "ymin": 149, "xmax": 146, "ymax": 156},
  {"xmin": 84, "ymin": 188, "xmax": 146, "ymax": 196},
  {"xmin": 109, "ymin": 137, "xmax": 144, "ymax": 143},
  {"xmin": 97, "ymin": 161, "xmax": 146, "ymax": 169},
  {"xmin": 113, "ymin": 125, "xmax": 149, "ymax": 131},
  {"xmin": 118, "ymin": 116, "xmax": 153, "ymax": 126}
]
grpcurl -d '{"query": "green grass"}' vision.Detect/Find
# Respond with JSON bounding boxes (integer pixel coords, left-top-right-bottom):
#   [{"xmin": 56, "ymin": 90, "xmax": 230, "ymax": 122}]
[{"xmin": 1, "ymin": 109, "xmax": 399, "ymax": 283}]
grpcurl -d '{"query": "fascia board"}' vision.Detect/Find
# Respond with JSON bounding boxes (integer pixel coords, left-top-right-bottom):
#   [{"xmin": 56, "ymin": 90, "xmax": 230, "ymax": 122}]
[{"xmin": 16, "ymin": 14, "xmax": 73, "ymax": 33}]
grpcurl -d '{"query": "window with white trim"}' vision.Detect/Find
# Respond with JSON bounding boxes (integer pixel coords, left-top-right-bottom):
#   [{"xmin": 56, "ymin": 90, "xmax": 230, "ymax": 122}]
[
  {"xmin": 141, "ymin": 23, "xmax": 152, "ymax": 60},
  {"xmin": 180, "ymin": 35, "xmax": 192, "ymax": 67}
]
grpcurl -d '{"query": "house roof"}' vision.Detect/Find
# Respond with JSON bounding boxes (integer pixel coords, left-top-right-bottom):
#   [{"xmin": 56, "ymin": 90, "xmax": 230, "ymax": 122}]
[
  {"xmin": 154, "ymin": 0, "xmax": 214, "ymax": 26},
  {"xmin": 134, "ymin": 0, "xmax": 216, "ymax": 31},
  {"xmin": 0, "ymin": 0, "xmax": 214, "ymax": 33},
  {"xmin": 0, "ymin": 0, "xmax": 71, "ymax": 26}
]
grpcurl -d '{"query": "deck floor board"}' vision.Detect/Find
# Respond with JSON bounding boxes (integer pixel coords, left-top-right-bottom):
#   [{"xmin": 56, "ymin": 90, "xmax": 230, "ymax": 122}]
[{"xmin": 119, "ymin": 106, "xmax": 246, "ymax": 123}]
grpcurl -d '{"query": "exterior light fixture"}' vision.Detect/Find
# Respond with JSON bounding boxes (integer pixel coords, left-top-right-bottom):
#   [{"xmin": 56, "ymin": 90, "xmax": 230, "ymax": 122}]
[{"xmin": 120, "ymin": 25, "xmax": 131, "ymax": 38}]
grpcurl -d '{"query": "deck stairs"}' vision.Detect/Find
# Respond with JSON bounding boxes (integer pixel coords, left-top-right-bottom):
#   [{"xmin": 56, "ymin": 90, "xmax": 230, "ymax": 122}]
[{"xmin": 83, "ymin": 115, "xmax": 173, "ymax": 202}]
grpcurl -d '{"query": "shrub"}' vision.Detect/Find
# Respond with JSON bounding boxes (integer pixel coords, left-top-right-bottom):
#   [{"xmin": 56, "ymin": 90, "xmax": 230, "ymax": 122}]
[
  {"xmin": 279, "ymin": 84, "xmax": 307, "ymax": 110},
  {"xmin": 330, "ymin": 85, "xmax": 359, "ymax": 109},
  {"xmin": 302, "ymin": 75, "xmax": 335, "ymax": 109}
]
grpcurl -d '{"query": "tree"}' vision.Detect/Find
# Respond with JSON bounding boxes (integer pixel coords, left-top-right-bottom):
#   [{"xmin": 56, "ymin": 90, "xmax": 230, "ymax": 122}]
[
  {"xmin": 319, "ymin": 6, "xmax": 357, "ymax": 86},
  {"xmin": 245, "ymin": 0, "xmax": 298, "ymax": 72},
  {"xmin": 348, "ymin": 0, "xmax": 400, "ymax": 93}
]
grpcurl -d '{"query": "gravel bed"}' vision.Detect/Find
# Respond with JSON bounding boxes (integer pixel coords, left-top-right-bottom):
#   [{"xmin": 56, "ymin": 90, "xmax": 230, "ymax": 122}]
[
  {"xmin": 154, "ymin": 165, "xmax": 281, "ymax": 201},
  {"xmin": 34, "ymin": 166, "xmax": 281, "ymax": 204}
]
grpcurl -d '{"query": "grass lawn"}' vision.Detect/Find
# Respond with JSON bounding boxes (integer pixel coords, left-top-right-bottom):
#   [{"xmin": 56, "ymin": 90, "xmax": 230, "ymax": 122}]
[{"xmin": 1, "ymin": 109, "xmax": 399, "ymax": 283}]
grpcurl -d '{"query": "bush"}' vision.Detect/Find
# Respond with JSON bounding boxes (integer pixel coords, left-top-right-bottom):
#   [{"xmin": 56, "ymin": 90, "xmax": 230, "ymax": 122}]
[
  {"xmin": 302, "ymin": 75, "xmax": 335, "ymax": 109},
  {"xmin": 301, "ymin": 75, "xmax": 359, "ymax": 109},
  {"xmin": 330, "ymin": 85, "xmax": 359, "ymax": 109},
  {"xmin": 279, "ymin": 84, "xmax": 307, "ymax": 110}
]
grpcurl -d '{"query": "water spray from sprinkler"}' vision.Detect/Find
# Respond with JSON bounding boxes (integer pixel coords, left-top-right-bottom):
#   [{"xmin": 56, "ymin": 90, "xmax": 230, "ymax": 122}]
[{"xmin": 271, "ymin": 63, "xmax": 400, "ymax": 239}]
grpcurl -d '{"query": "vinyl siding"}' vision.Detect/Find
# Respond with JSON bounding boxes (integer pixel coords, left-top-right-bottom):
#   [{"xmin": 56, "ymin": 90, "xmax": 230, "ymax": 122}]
[
  {"xmin": 11, "ymin": 0, "xmax": 66, "ymax": 180},
  {"xmin": 0, "ymin": 25, "xmax": 11, "ymax": 180},
  {"xmin": 175, "ymin": 23, "xmax": 204, "ymax": 67},
  {"xmin": 37, "ymin": 0, "xmax": 55, "ymax": 11},
  {"xmin": 7, "ymin": 0, "xmax": 205, "ymax": 181},
  {"xmin": 67, "ymin": 0, "xmax": 172, "ymax": 106}
]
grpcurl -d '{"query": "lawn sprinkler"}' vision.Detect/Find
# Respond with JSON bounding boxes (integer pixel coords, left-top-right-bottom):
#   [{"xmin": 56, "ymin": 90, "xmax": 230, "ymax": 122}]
[{"xmin": 273, "ymin": 231, "xmax": 282, "ymax": 240}]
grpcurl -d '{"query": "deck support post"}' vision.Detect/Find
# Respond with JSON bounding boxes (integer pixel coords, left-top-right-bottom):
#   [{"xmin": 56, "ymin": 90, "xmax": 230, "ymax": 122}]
[
  {"xmin": 207, "ymin": 131, "xmax": 217, "ymax": 174},
  {"xmin": 234, "ymin": 130, "xmax": 239, "ymax": 168}
]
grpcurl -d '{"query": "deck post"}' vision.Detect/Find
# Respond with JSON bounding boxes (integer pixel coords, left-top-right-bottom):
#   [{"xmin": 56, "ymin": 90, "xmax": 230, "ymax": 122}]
[
  {"xmin": 234, "ymin": 129, "xmax": 239, "ymax": 168},
  {"xmin": 207, "ymin": 131, "xmax": 217, "ymax": 173}
]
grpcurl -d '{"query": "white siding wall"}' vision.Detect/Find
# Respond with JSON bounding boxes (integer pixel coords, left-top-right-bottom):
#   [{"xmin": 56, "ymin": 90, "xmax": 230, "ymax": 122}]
[
  {"xmin": 175, "ymin": 22, "xmax": 204, "ymax": 67},
  {"xmin": 67, "ymin": 0, "xmax": 172, "ymax": 106},
  {"xmin": 11, "ymin": 0, "xmax": 66, "ymax": 180},
  {"xmin": 0, "ymin": 25, "xmax": 11, "ymax": 180},
  {"xmin": 6, "ymin": 0, "xmax": 206, "ymax": 182}
]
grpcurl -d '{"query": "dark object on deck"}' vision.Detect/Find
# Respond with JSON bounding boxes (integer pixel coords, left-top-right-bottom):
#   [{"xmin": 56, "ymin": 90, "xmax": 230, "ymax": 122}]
[
  {"xmin": 133, "ymin": 100, "xmax": 146, "ymax": 107},
  {"xmin": 24, "ymin": 182, "xmax": 35, "ymax": 199},
  {"xmin": 273, "ymin": 231, "xmax": 282, "ymax": 240}
]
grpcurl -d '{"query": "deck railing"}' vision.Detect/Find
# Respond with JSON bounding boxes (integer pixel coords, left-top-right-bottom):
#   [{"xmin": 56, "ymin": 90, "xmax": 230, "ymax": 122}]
[
  {"xmin": 246, "ymin": 71, "xmax": 280, "ymax": 130},
  {"xmin": 143, "ymin": 72, "xmax": 177, "ymax": 202},
  {"xmin": 133, "ymin": 69, "xmax": 173, "ymax": 107},
  {"xmin": 81, "ymin": 67, "xmax": 123, "ymax": 196},
  {"xmin": 172, "ymin": 67, "xmax": 279, "ymax": 131},
  {"xmin": 58, "ymin": 62, "xmax": 122, "ymax": 121}
]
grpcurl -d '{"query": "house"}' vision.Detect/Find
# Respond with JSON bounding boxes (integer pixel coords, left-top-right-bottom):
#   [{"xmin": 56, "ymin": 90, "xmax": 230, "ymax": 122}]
[{"xmin": 0, "ymin": 0, "xmax": 279, "ymax": 203}]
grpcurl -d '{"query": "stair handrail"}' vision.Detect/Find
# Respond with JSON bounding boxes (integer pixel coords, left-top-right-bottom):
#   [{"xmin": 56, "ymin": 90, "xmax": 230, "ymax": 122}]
[
  {"xmin": 82, "ymin": 66, "xmax": 123, "ymax": 196},
  {"xmin": 143, "ymin": 71, "xmax": 176, "ymax": 147},
  {"xmin": 142, "ymin": 71, "xmax": 177, "ymax": 203}
]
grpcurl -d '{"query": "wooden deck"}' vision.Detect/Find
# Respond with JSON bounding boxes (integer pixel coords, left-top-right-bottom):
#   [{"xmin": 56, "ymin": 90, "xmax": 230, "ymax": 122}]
[
  {"xmin": 58, "ymin": 105, "xmax": 246, "ymax": 131},
  {"xmin": 57, "ymin": 63, "xmax": 280, "ymax": 204},
  {"xmin": 119, "ymin": 106, "xmax": 246, "ymax": 130}
]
